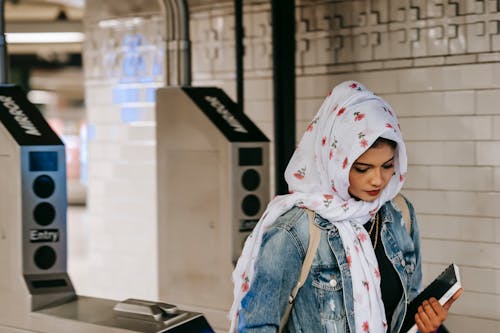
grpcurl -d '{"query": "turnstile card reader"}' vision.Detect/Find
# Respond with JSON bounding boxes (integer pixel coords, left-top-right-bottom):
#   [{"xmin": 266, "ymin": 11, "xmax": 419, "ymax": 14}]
[
  {"xmin": 156, "ymin": 87, "xmax": 270, "ymax": 330},
  {"xmin": 0, "ymin": 84, "xmax": 76, "ymax": 313}
]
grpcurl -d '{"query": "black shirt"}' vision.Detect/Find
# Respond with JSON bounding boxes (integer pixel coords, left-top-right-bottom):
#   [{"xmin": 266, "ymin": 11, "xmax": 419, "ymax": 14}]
[{"xmin": 364, "ymin": 218, "xmax": 404, "ymax": 331}]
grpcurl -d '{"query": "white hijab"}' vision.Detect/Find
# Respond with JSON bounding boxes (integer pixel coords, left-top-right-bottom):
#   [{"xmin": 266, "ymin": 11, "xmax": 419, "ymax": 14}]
[{"xmin": 229, "ymin": 81, "xmax": 407, "ymax": 332}]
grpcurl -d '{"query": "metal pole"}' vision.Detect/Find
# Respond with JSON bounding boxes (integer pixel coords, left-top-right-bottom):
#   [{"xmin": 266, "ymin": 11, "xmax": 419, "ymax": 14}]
[
  {"xmin": 0, "ymin": 0, "xmax": 8, "ymax": 84},
  {"xmin": 272, "ymin": 0, "xmax": 295, "ymax": 195},
  {"xmin": 160, "ymin": 0, "xmax": 191, "ymax": 86},
  {"xmin": 234, "ymin": 0, "xmax": 244, "ymax": 113}
]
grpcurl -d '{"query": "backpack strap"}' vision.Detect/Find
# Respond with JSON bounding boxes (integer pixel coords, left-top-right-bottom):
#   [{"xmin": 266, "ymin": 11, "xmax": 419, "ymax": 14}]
[
  {"xmin": 392, "ymin": 193, "xmax": 412, "ymax": 234},
  {"xmin": 279, "ymin": 209, "xmax": 320, "ymax": 333}
]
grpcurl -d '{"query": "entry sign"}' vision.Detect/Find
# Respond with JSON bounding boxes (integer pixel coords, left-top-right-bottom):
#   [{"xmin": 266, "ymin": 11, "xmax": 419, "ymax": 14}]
[{"xmin": 30, "ymin": 229, "xmax": 60, "ymax": 243}]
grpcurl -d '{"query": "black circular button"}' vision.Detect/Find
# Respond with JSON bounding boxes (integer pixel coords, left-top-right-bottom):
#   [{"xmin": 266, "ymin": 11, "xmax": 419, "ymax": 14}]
[
  {"xmin": 34, "ymin": 246, "xmax": 57, "ymax": 270},
  {"xmin": 241, "ymin": 169, "xmax": 260, "ymax": 191},
  {"xmin": 241, "ymin": 195, "xmax": 261, "ymax": 217},
  {"xmin": 33, "ymin": 175, "xmax": 55, "ymax": 199},
  {"xmin": 33, "ymin": 202, "xmax": 56, "ymax": 226}
]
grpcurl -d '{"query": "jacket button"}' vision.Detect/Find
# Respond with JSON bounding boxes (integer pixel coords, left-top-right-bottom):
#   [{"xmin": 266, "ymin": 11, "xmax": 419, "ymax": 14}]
[{"xmin": 329, "ymin": 279, "xmax": 337, "ymax": 287}]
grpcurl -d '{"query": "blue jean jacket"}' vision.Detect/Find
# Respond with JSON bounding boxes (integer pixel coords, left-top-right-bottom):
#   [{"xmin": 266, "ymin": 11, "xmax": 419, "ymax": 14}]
[{"xmin": 238, "ymin": 199, "xmax": 422, "ymax": 333}]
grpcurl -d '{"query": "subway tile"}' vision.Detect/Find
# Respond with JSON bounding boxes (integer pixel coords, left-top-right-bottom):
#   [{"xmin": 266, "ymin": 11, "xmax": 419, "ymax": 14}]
[
  {"xmin": 326, "ymin": 64, "xmax": 357, "ymax": 74},
  {"xmin": 355, "ymin": 61, "xmax": 384, "ymax": 71},
  {"xmin": 405, "ymin": 141, "xmax": 475, "ymax": 165},
  {"xmin": 439, "ymin": 66, "xmax": 467, "ymax": 90},
  {"xmin": 353, "ymin": 71, "xmax": 399, "ymax": 94},
  {"xmin": 406, "ymin": 166, "xmax": 493, "ymax": 191},
  {"xmin": 244, "ymin": 78, "xmax": 273, "ymax": 100},
  {"xmin": 428, "ymin": 166, "xmax": 493, "ymax": 191},
  {"xmin": 413, "ymin": 56, "xmax": 445, "ymax": 67},
  {"xmin": 296, "ymin": 98, "xmax": 323, "ymax": 121},
  {"xmin": 383, "ymin": 59, "xmax": 413, "ymax": 69},
  {"xmin": 406, "ymin": 189, "xmax": 500, "ymax": 217},
  {"xmin": 381, "ymin": 92, "xmax": 444, "ymax": 117},
  {"xmin": 94, "ymin": 198, "xmax": 156, "ymax": 224},
  {"xmin": 418, "ymin": 214, "xmax": 496, "ymax": 242},
  {"xmin": 112, "ymin": 163, "xmax": 156, "ymax": 185},
  {"xmin": 399, "ymin": 116, "xmax": 493, "ymax": 141},
  {"xmin": 443, "ymin": 91, "xmax": 475, "ymax": 115},
  {"xmin": 90, "ymin": 124, "xmax": 126, "ymax": 142},
  {"xmin": 445, "ymin": 314, "xmax": 500, "ymax": 333},
  {"xmin": 119, "ymin": 143, "xmax": 156, "ymax": 161},
  {"xmin": 494, "ymin": 168, "xmax": 500, "ymax": 191},
  {"xmin": 256, "ymin": 121, "xmax": 273, "ymax": 142},
  {"xmin": 88, "ymin": 142, "xmax": 121, "ymax": 161},
  {"xmin": 87, "ymin": 105, "xmax": 122, "ymax": 124},
  {"xmin": 297, "ymin": 75, "xmax": 335, "ymax": 98},
  {"xmin": 126, "ymin": 124, "xmax": 156, "ymax": 141},
  {"xmin": 386, "ymin": 91, "xmax": 474, "ymax": 117},
  {"xmin": 302, "ymin": 65, "xmax": 330, "ymax": 75},
  {"xmin": 447, "ymin": 291, "xmax": 500, "ymax": 321},
  {"xmin": 296, "ymin": 120, "xmax": 311, "ymax": 139},
  {"xmin": 476, "ymin": 142, "xmax": 500, "ymax": 165},
  {"xmin": 458, "ymin": 63, "xmax": 495, "ymax": 89},
  {"xmin": 84, "ymin": 84, "xmax": 114, "ymax": 106},
  {"xmin": 459, "ymin": 266, "xmax": 500, "ymax": 295},
  {"xmin": 466, "ymin": 23, "xmax": 490, "ymax": 53},
  {"xmin": 422, "ymin": 239, "xmax": 500, "ymax": 270},
  {"xmin": 495, "ymin": 218, "xmax": 500, "ymax": 243},
  {"xmin": 245, "ymin": 100, "xmax": 273, "ymax": 122},
  {"xmin": 397, "ymin": 67, "xmax": 439, "ymax": 91},
  {"xmin": 404, "ymin": 165, "xmax": 430, "ymax": 189},
  {"xmin": 478, "ymin": 52, "xmax": 500, "ymax": 62},
  {"xmin": 493, "ymin": 117, "xmax": 500, "ymax": 140},
  {"xmin": 445, "ymin": 54, "xmax": 476, "ymax": 65},
  {"xmin": 476, "ymin": 90, "xmax": 500, "ymax": 115},
  {"xmin": 385, "ymin": 31, "xmax": 410, "ymax": 60}
]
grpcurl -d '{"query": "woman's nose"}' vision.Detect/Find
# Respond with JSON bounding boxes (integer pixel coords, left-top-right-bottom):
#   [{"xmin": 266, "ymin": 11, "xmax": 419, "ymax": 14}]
[{"xmin": 370, "ymin": 168, "xmax": 382, "ymax": 187}]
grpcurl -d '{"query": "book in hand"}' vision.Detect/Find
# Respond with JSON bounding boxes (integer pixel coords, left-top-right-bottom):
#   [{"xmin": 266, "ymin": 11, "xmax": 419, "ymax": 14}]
[{"xmin": 401, "ymin": 263, "xmax": 461, "ymax": 333}]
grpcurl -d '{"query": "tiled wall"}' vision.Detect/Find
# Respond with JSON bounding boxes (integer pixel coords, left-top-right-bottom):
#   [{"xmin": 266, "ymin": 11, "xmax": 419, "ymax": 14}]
[
  {"xmin": 190, "ymin": 0, "xmax": 500, "ymax": 331},
  {"xmin": 78, "ymin": 0, "xmax": 500, "ymax": 331},
  {"xmin": 80, "ymin": 14, "xmax": 165, "ymax": 300}
]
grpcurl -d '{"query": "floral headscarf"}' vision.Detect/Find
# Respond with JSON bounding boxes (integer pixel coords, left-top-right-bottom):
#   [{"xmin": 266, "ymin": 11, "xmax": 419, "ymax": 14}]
[{"xmin": 230, "ymin": 81, "xmax": 407, "ymax": 333}]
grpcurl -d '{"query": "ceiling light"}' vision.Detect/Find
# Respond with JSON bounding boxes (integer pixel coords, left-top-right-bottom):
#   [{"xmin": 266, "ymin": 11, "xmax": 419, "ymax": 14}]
[{"xmin": 6, "ymin": 32, "xmax": 84, "ymax": 44}]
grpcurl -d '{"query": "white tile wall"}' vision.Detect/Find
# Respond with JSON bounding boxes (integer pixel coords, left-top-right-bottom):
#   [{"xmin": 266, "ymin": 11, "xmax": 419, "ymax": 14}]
[
  {"xmin": 406, "ymin": 166, "xmax": 494, "ymax": 191},
  {"xmin": 74, "ymin": 1, "xmax": 500, "ymax": 330},
  {"xmin": 417, "ymin": 214, "xmax": 498, "ymax": 242}
]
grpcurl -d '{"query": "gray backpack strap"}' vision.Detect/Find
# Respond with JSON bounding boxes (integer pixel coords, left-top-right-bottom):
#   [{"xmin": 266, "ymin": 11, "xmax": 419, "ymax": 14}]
[
  {"xmin": 393, "ymin": 193, "xmax": 412, "ymax": 234},
  {"xmin": 279, "ymin": 209, "xmax": 321, "ymax": 333}
]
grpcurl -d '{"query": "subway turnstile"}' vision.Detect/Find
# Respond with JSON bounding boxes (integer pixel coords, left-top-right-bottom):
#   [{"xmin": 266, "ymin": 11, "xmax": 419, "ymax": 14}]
[
  {"xmin": 0, "ymin": 84, "xmax": 214, "ymax": 333},
  {"xmin": 156, "ymin": 87, "xmax": 270, "ymax": 330}
]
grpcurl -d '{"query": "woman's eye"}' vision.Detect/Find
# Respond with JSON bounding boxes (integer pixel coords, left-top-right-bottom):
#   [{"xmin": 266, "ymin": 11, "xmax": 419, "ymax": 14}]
[
  {"xmin": 383, "ymin": 163, "xmax": 394, "ymax": 169},
  {"xmin": 354, "ymin": 167, "xmax": 368, "ymax": 173}
]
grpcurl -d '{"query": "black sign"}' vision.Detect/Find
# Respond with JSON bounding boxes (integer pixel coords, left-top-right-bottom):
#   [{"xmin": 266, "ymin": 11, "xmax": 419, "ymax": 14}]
[
  {"xmin": 0, "ymin": 85, "xmax": 63, "ymax": 146},
  {"xmin": 30, "ymin": 229, "xmax": 60, "ymax": 243},
  {"xmin": 182, "ymin": 87, "xmax": 269, "ymax": 143}
]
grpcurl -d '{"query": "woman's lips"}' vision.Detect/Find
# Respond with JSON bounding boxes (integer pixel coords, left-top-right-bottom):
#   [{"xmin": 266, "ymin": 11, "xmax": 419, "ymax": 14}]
[{"xmin": 366, "ymin": 190, "xmax": 380, "ymax": 196}]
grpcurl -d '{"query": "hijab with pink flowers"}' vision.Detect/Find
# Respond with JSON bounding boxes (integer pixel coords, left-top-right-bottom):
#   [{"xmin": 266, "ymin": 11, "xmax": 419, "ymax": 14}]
[{"xmin": 229, "ymin": 81, "xmax": 407, "ymax": 333}]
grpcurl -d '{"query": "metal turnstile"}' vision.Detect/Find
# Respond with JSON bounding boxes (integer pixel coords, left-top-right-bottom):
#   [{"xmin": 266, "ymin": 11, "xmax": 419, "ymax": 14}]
[
  {"xmin": 156, "ymin": 87, "xmax": 270, "ymax": 329},
  {"xmin": 0, "ymin": 84, "xmax": 214, "ymax": 333}
]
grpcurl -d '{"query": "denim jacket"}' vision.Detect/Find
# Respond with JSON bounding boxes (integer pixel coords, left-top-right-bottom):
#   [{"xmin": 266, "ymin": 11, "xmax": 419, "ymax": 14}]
[{"xmin": 238, "ymin": 198, "xmax": 422, "ymax": 333}]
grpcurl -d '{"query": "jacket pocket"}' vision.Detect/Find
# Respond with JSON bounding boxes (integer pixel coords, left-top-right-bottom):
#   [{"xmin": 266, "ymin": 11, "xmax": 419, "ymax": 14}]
[{"xmin": 311, "ymin": 264, "xmax": 346, "ymax": 321}]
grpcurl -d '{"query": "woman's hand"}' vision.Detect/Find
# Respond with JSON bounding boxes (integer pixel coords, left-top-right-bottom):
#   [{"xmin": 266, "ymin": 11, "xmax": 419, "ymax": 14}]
[{"xmin": 415, "ymin": 288, "xmax": 463, "ymax": 333}]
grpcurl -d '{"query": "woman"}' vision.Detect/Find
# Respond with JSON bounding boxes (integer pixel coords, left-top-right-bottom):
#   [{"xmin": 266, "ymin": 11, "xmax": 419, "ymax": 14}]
[{"xmin": 229, "ymin": 81, "xmax": 461, "ymax": 332}]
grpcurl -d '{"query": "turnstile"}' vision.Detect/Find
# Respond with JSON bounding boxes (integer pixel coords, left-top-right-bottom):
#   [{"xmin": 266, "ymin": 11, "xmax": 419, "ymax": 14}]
[
  {"xmin": 0, "ymin": 84, "xmax": 214, "ymax": 333},
  {"xmin": 156, "ymin": 87, "xmax": 270, "ymax": 329}
]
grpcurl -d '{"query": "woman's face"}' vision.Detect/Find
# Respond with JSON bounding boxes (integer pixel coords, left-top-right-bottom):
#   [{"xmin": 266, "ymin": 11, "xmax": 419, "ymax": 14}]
[{"xmin": 348, "ymin": 143, "xmax": 396, "ymax": 202}]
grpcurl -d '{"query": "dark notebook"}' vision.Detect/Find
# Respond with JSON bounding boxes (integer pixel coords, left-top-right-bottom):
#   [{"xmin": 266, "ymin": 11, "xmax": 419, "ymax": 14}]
[{"xmin": 401, "ymin": 263, "xmax": 461, "ymax": 333}]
